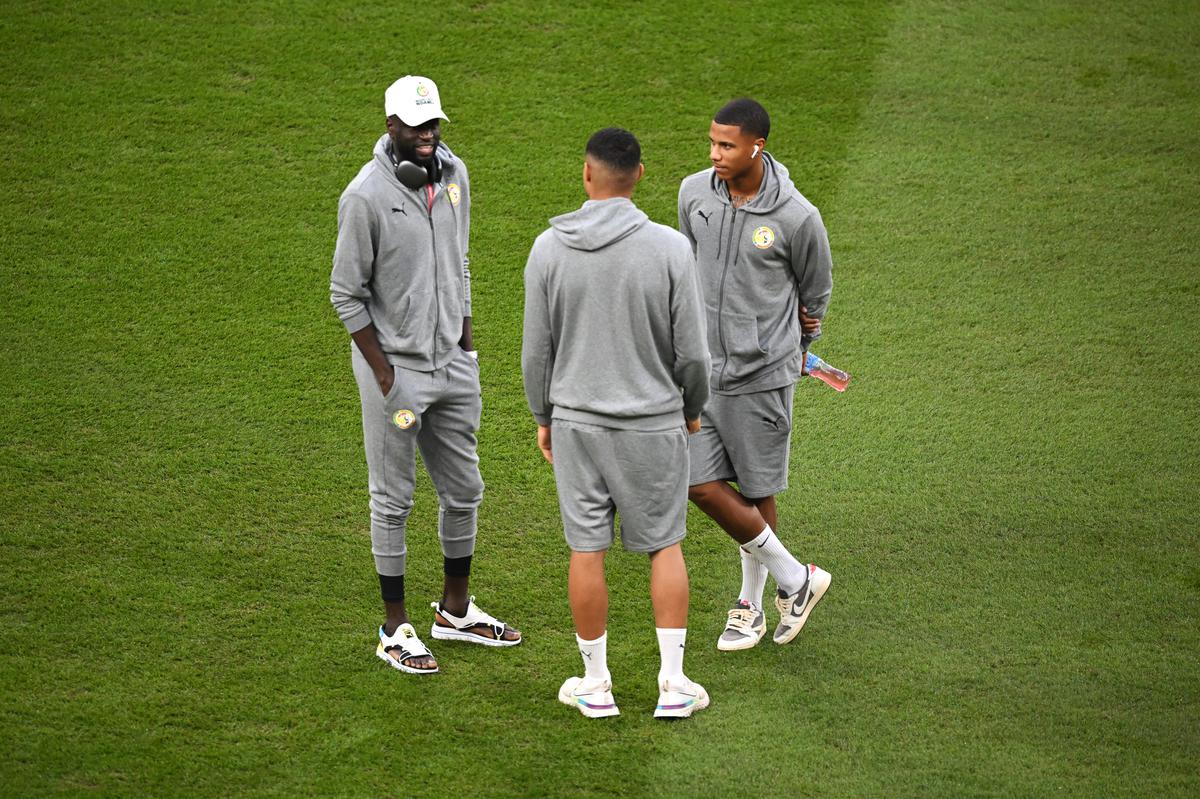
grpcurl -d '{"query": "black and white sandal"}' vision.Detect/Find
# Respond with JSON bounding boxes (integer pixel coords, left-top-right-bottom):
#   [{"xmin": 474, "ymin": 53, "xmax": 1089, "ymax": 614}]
[
  {"xmin": 430, "ymin": 596, "xmax": 522, "ymax": 647},
  {"xmin": 376, "ymin": 623, "xmax": 438, "ymax": 674}
]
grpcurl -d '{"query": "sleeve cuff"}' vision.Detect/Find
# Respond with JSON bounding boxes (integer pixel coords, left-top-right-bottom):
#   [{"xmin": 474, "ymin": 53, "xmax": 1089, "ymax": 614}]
[{"xmin": 342, "ymin": 308, "xmax": 372, "ymax": 334}]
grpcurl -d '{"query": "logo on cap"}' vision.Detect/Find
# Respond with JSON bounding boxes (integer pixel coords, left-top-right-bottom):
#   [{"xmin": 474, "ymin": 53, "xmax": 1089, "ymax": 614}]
[
  {"xmin": 752, "ymin": 226, "xmax": 775, "ymax": 249},
  {"xmin": 393, "ymin": 409, "xmax": 416, "ymax": 429},
  {"xmin": 416, "ymin": 84, "xmax": 430, "ymax": 97},
  {"xmin": 447, "ymin": 183, "xmax": 461, "ymax": 206}
]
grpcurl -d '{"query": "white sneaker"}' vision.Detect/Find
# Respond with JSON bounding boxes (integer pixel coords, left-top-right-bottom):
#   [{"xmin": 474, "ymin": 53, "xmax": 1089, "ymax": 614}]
[
  {"xmin": 558, "ymin": 676, "xmax": 619, "ymax": 718},
  {"xmin": 430, "ymin": 596, "xmax": 521, "ymax": 647},
  {"xmin": 717, "ymin": 599, "xmax": 766, "ymax": 651},
  {"xmin": 654, "ymin": 678, "xmax": 710, "ymax": 719},
  {"xmin": 773, "ymin": 564, "xmax": 831, "ymax": 644}
]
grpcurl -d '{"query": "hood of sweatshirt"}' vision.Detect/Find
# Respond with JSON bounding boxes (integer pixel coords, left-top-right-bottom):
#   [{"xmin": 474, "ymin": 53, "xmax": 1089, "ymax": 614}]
[
  {"xmin": 548, "ymin": 197, "xmax": 648, "ymax": 252},
  {"xmin": 708, "ymin": 152, "xmax": 796, "ymax": 215},
  {"xmin": 370, "ymin": 134, "xmax": 461, "ymax": 190}
]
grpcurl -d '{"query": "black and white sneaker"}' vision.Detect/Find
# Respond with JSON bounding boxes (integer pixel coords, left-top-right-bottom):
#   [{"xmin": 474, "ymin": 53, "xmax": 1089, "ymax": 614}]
[
  {"xmin": 716, "ymin": 599, "xmax": 766, "ymax": 651},
  {"xmin": 773, "ymin": 564, "xmax": 831, "ymax": 644}
]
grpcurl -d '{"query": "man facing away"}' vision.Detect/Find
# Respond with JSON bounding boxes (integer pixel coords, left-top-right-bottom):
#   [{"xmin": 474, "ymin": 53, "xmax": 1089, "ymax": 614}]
[
  {"xmin": 522, "ymin": 128, "xmax": 711, "ymax": 718},
  {"xmin": 331, "ymin": 75, "xmax": 520, "ymax": 676},
  {"xmin": 678, "ymin": 97, "xmax": 833, "ymax": 652}
]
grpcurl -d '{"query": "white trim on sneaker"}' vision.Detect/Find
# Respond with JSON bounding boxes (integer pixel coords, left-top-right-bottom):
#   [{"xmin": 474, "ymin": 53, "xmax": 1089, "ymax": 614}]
[
  {"xmin": 430, "ymin": 595, "xmax": 521, "ymax": 647},
  {"xmin": 376, "ymin": 623, "xmax": 438, "ymax": 675},
  {"xmin": 558, "ymin": 676, "xmax": 620, "ymax": 718}
]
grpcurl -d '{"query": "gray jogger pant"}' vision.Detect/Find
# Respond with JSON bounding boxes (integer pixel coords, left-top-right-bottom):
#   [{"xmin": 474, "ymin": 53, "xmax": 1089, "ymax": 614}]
[{"xmin": 351, "ymin": 343, "xmax": 484, "ymax": 576}]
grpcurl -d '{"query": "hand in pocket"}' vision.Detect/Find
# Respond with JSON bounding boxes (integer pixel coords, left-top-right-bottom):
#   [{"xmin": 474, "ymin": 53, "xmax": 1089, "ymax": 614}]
[{"xmin": 376, "ymin": 366, "xmax": 395, "ymax": 397}]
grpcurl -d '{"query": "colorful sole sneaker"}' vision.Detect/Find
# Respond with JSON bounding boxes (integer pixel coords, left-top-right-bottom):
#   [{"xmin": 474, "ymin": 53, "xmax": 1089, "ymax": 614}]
[
  {"xmin": 430, "ymin": 595, "xmax": 521, "ymax": 647},
  {"xmin": 558, "ymin": 676, "xmax": 619, "ymax": 718},
  {"xmin": 773, "ymin": 564, "xmax": 832, "ymax": 645},
  {"xmin": 376, "ymin": 623, "xmax": 438, "ymax": 675},
  {"xmin": 654, "ymin": 678, "xmax": 710, "ymax": 719},
  {"xmin": 717, "ymin": 599, "xmax": 766, "ymax": 651}
]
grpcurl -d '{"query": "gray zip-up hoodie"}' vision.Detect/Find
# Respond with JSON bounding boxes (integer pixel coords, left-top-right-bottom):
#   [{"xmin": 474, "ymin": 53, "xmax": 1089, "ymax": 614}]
[
  {"xmin": 678, "ymin": 153, "xmax": 832, "ymax": 394},
  {"xmin": 522, "ymin": 197, "xmax": 710, "ymax": 431},
  {"xmin": 330, "ymin": 134, "xmax": 471, "ymax": 371}
]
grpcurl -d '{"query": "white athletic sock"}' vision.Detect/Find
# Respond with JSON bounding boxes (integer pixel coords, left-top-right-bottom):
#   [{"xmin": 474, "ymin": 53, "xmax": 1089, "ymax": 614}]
[
  {"xmin": 745, "ymin": 525, "xmax": 807, "ymax": 595},
  {"xmin": 738, "ymin": 546, "xmax": 769, "ymax": 608},
  {"xmin": 656, "ymin": 627, "xmax": 687, "ymax": 687},
  {"xmin": 577, "ymin": 632, "xmax": 611, "ymax": 684}
]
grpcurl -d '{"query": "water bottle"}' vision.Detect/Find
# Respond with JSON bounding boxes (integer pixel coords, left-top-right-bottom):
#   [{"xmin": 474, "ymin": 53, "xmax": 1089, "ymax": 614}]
[{"xmin": 804, "ymin": 352, "xmax": 851, "ymax": 392}]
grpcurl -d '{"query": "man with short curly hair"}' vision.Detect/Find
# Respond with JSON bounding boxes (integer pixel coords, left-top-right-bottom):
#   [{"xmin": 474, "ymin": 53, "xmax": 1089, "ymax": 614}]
[{"xmin": 678, "ymin": 97, "xmax": 834, "ymax": 652}]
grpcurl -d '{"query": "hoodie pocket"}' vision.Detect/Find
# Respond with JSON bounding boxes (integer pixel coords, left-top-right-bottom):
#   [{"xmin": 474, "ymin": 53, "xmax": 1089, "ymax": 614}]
[
  {"xmin": 721, "ymin": 309, "xmax": 767, "ymax": 378},
  {"xmin": 390, "ymin": 290, "xmax": 436, "ymax": 349}
]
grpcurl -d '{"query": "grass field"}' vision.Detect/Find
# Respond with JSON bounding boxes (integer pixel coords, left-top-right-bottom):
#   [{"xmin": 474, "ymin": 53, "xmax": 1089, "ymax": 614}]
[{"xmin": 2, "ymin": 0, "xmax": 1198, "ymax": 796}]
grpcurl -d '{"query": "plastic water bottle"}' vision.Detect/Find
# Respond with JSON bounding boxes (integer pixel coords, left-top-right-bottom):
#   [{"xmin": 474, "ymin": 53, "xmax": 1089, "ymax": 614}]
[{"xmin": 804, "ymin": 352, "xmax": 851, "ymax": 392}]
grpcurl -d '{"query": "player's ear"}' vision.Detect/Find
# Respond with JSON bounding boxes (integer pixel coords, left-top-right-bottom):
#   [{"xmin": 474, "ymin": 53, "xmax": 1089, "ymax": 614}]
[{"xmin": 635, "ymin": 163, "xmax": 645, "ymax": 183}]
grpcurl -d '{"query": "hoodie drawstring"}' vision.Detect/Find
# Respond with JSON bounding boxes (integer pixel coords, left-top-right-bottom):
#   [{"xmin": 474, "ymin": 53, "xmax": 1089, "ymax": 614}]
[{"xmin": 716, "ymin": 205, "xmax": 728, "ymax": 260}]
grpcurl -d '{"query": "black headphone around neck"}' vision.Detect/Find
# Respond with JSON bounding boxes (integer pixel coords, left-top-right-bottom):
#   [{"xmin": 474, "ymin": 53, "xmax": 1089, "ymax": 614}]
[{"xmin": 390, "ymin": 144, "xmax": 443, "ymax": 190}]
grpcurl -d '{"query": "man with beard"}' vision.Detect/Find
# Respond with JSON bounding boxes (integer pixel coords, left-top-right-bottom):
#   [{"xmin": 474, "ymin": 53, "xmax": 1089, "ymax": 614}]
[
  {"xmin": 678, "ymin": 97, "xmax": 833, "ymax": 652},
  {"xmin": 331, "ymin": 75, "xmax": 520, "ymax": 675}
]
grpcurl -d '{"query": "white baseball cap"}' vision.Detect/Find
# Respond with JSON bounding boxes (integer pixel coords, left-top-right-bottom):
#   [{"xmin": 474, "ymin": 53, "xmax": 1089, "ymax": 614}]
[{"xmin": 384, "ymin": 75, "xmax": 449, "ymax": 126}]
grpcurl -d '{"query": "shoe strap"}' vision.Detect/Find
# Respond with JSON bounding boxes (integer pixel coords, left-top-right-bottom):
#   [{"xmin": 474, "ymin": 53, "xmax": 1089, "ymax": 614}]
[
  {"xmin": 380, "ymin": 624, "xmax": 432, "ymax": 658},
  {"xmin": 433, "ymin": 595, "xmax": 502, "ymax": 628}
]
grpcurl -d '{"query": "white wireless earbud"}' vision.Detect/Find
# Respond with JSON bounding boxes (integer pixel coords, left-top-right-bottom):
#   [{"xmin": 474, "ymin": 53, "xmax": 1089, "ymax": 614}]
[{"xmin": 752, "ymin": 145, "xmax": 760, "ymax": 158}]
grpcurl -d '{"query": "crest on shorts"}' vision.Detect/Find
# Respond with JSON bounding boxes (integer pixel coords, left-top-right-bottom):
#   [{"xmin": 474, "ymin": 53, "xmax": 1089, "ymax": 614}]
[
  {"xmin": 392, "ymin": 409, "xmax": 416, "ymax": 430},
  {"xmin": 447, "ymin": 183, "xmax": 461, "ymax": 206},
  {"xmin": 752, "ymin": 226, "xmax": 775, "ymax": 249}
]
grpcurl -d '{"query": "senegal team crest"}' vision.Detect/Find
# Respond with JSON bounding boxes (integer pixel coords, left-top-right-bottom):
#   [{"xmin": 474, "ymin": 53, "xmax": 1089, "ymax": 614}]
[
  {"xmin": 392, "ymin": 409, "xmax": 416, "ymax": 430},
  {"xmin": 416, "ymin": 83, "xmax": 430, "ymax": 98},
  {"xmin": 447, "ymin": 183, "xmax": 461, "ymax": 206},
  {"xmin": 752, "ymin": 226, "xmax": 775, "ymax": 249}
]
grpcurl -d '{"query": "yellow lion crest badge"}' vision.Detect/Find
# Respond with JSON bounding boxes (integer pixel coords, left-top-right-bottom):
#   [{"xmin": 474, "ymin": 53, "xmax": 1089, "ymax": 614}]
[
  {"xmin": 392, "ymin": 409, "xmax": 416, "ymax": 430},
  {"xmin": 447, "ymin": 183, "xmax": 461, "ymax": 206}
]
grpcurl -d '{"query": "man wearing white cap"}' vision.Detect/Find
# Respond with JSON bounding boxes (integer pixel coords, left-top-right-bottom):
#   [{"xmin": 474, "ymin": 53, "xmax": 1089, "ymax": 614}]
[{"xmin": 331, "ymin": 75, "xmax": 521, "ymax": 675}]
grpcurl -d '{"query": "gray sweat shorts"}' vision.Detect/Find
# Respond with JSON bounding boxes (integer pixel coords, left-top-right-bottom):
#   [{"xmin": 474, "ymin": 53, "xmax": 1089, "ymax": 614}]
[
  {"xmin": 550, "ymin": 419, "xmax": 689, "ymax": 553},
  {"xmin": 687, "ymin": 384, "xmax": 795, "ymax": 498}
]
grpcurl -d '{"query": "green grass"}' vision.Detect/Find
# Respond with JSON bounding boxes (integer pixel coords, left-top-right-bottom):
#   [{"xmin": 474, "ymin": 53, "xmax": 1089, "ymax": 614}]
[{"xmin": 2, "ymin": 0, "xmax": 1198, "ymax": 796}]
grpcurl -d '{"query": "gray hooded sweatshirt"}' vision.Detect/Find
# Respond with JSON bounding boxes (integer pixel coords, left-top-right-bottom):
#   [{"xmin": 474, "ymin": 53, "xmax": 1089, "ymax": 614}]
[
  {"xmin": 678, "ymin": 153, "xmax": 832, "ymax": 394},
  {"xmin": 522, "ymin": 197, "xmax": 710, "ymax": 432},
  {"xmin": 330, "ymin": 134, "xmax": 471, "ymax": 371}
]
